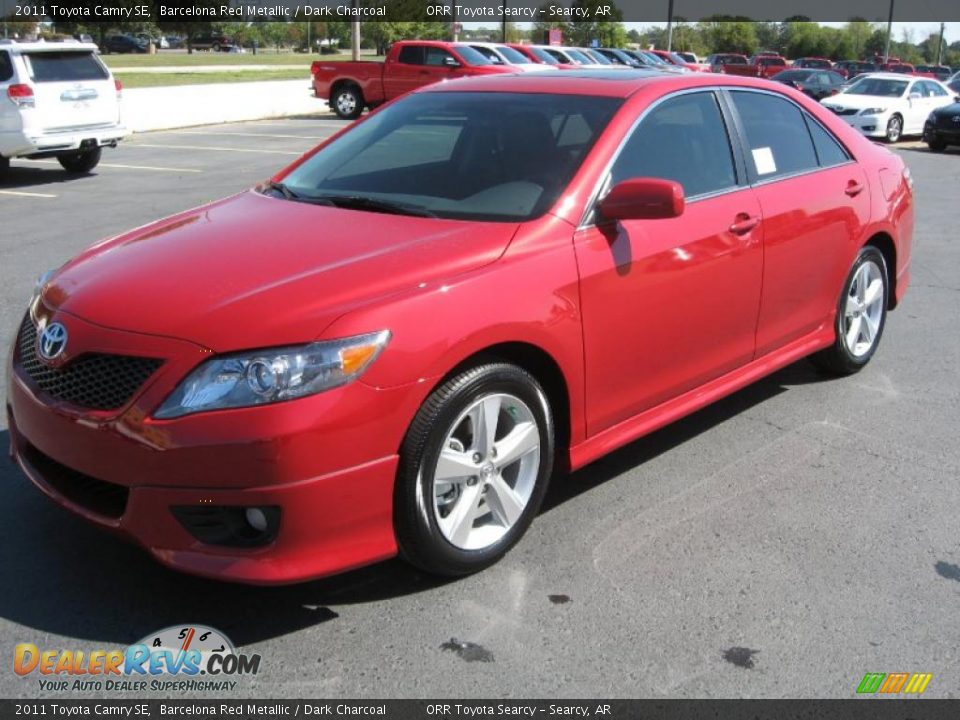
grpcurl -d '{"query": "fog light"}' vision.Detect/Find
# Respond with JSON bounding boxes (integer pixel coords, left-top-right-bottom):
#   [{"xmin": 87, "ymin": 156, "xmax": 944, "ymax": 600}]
[{"xmin": 245, "ymin": 507, "xmax": 268, "ymax": 532}]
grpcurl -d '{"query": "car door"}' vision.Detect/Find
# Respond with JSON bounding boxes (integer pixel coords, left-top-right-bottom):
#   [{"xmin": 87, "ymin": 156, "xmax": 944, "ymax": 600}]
[
  {"xmin": 422, "ymin": 46, "xmax": 460, "ymax": 85},
  {"xmin": 574, "ymin": 90, "xmax": 764, "ymax": 434},
  {"xmin": 903, "ymin": 80, "xmax": 931, "ymax": 133},
  {"xmin": 383, "ymin": 45, "xmax": 425, "ymax": 98},
  {"xmin": 727, "ymin": 89, "xmax": 871, "ymax": 357}
]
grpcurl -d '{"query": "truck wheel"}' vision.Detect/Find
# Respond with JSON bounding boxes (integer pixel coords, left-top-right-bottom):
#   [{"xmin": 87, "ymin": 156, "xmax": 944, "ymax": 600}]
[
  {"xmin": 332, "ymin": 85, "xmax": 363, "ymax": 120},
  {"xmin": 58, "ymin": 148, "xmax": 102, "ymax": 174}
]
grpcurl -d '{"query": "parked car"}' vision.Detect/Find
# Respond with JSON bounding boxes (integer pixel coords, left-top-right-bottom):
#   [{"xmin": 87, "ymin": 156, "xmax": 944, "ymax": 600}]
[
  {"xmin": 771, "ymin": 69, "xmax": 846, "ymax": 100},
  {"xmin": 190, "ymin": 34, "xmax": 234, "ymax": 52},
  {"xmin": 591, "ymin": 48, "xmax": 642, "ymax": 67},
  {"xmin": 8, "ymin": 71, "xmax": 913, "ymax": 584},
  {"xmin": 881, "ymin": 62, "xmax": 919, "ymax": 75},
  {"xmin": 793, "ymin": 57, "xmax": 834, "ymax": 69},
  {"xmin": 534, "ymin": 46, "xmax": 608, "ymax": 68},
  {"xmin": 0, "ymin": 40, "xmax": 127, "ymax": 173},
  {"xmin": 466, "ymin": 43, "xmax": 554, "ymax": 72},
  {"xmin": 706, "ymin": 53, "xmax": 749, "ymax": 73},
  {"xmin": 101, "ymin": 34, "xmax": 146, "ymax": 54},
  {"xmin": 834, "ymin": 60, "xmax": 878, "ymax": 79},
  {"xmin": 914, "ymin": 65, "xmax": 952, "ymax": 81},
  {"xmin": 629, "ymin": 49, "xmax": 690, "ymax": 73},
  {"xmin": 505, "ymin": 43, "xmax": 562, "ymax": 67},
  {"xmin": 311, "ymin": 41, "xmax": 513, "ymax": 119},
  {"xmin": 821, "ymin": 73, "xmax": 957, "ymax": 142},
  {"xmin": 648, "ymin": 49, "xmax": 702, "ymax": 71},
  {"xmin": 713, "ymin": 54, "xmax": 786, "ymax": 78},
  {"xmin": 923, "ymin": 97, "xmax": 960, "ymax": 151}
]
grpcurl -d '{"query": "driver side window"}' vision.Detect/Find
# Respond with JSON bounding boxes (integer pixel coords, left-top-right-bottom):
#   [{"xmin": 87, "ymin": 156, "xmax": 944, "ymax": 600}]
[{"xmin": 610, "ymin": 91, "xmax": 737, "ymax": 199}]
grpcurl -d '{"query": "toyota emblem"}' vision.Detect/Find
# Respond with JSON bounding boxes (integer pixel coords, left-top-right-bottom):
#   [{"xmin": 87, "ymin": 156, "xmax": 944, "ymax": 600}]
[{"xmin": 38, "ymin": 322, "xmax": 68, "ymax": 361}]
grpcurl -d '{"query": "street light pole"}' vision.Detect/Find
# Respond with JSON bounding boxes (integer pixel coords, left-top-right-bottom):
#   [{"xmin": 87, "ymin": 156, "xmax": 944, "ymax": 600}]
[
  {"xmin": 666, "ymin": 0, "xmax": 674, "ymax": 51},
  {"xmin": 937, "ymin": 21, "xmax": 945, "ymax": 65},
  {"xmin": 502, "ymin": 0, "xmax": 507, "ymax": 43},
  {"xmin": 883, "ymin": 0, "xmax": 894, "ymax": 64}
]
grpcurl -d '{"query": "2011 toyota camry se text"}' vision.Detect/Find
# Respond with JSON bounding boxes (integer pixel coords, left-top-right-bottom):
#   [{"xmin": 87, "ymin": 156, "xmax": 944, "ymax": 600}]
[{"xmin": 6, "ymin": 71, "xmax": 913, "ymax": 584}]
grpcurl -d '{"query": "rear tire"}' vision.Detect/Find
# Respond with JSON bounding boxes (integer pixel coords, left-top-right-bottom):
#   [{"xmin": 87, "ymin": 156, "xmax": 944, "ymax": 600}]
[
  {"xmin": 810, "ymin": 246, "xmax": 889, "ymax": 376},
  {"xmin": 331, "ymin": 85, "xmax": 363, "ymax": 120},
  {"xmin": 395, "ymin": 363, "xmax": 554, "ymax": 577},
  {"xmin": 58, "ymin": 148, "xmax": 101, "ymax": 174}
]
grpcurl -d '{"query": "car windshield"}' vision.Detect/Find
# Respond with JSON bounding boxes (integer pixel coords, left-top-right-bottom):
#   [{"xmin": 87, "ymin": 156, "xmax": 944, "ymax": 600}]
[
  {"xmin": 643, "ymin": 51, "xmax": 667, "ymax": 64},
  {"xmin": 495, "ymin": 45, "xmax": 530, "ymax": 64},
  {"xmin": 24, "ymin": 51, "xmax": 108, "ymax": 82},
  {"xmin": 585, "ymin": 50, "xmax": 612, "ymax": 64},
  {"xmin": 279, "ymin": 92, "xmax": 622, "ymax": 223},
  {"xmin": 528, "ymin": 47, "xmax": 559, "ymax": 64},
  {"xmin": 758, "ymin": 57, "xmax": 786, "ymax": 66},
  {"xmin": 566, "ymin": 50, "xmax": 594, "ymax": 64},
  {"xmin": 843, "ymin": 78, "xmax": 908, "ymax": 97},
  {"xmin": 668, "ymin": 52, "xmax": 689, "ymax": 64},
  {"xmin": 452, "ymin": 45, "xmax": 494, "ymax": 65}
]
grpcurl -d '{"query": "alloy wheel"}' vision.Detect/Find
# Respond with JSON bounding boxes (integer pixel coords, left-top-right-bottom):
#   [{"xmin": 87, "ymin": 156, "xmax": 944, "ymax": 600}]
[{"xmin": 843, "ymin": 260, "xmax": 885, "ymax": 357}]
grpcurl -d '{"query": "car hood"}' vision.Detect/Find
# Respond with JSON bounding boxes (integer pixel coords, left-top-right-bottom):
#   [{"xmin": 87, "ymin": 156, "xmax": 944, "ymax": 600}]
[
  {"xmin": 822, "ymin": 93, "xmax": 903, "ymax": 110},
  {"xmin": 43, "ymin": 191, "xmax": 517, "ymax": 351}
]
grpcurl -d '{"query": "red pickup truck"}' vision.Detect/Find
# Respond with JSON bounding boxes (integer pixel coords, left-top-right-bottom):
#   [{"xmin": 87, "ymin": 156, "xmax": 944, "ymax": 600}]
[
  {"xmin": 312, "ymin": 41, "xmax": 514, "ymax": 119},
  {"xmin": 715, "ymin": 54, "xmax": 788, "ymax": 79}
]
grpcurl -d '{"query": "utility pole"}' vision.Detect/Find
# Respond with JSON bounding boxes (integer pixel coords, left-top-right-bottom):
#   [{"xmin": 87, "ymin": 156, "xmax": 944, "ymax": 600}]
[
  {"xmin": 351, "ymin": 0, "xmax": 360, "ymax": 62},
  {"xmin": 883, "ymin": 0, "xmax": 894, "ymax": 64},
  {"xmin": 502, "ymin": 0, "xmax": 507, "ymax": 43},
  {"xmin": 666, "ymin": 0, "xmax": 674, "ymax": 51},
  {"xmin": 937, "ymin": 21, "xmax": 945, "ymax": 65},
  {"xmin": 451, "ymin": 0, "xmax": 458, "ymax": 41}
]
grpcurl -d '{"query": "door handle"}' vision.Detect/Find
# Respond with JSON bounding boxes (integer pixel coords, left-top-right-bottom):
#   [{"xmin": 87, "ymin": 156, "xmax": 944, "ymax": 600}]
[
  {"xmin": 729, "ymin": 214, "xmax": 760, "ymax": 234},
  {"xmin": 845, "ymin": 181, "xmax": 865, "ymax": 197}
]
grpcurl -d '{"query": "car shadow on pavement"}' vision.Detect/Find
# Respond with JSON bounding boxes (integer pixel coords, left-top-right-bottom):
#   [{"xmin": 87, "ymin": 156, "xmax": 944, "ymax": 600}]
[
  {"xmin": 0, "ymin": 359, "xmax": 827, "ymax": 646},
  {"xmin": 1, "ymin": 163, "xmax": 99, "ymax": 189}
]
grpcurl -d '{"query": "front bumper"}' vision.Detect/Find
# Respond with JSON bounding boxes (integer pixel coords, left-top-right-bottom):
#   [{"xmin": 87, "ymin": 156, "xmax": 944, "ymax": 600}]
[
  {"xmin": 923, "ymin": 123, "xmax": 960, "ymax": 146},
  {"xmin": 828, "ymin": 111, "xmax": 890, "ymax": 138},
  {"xmin": 1, "ymin": 124, "xmax": 129, "ymax": 159},
  {"xmin": 6, "ymin": 307, "xmax": 426, "ymax": 585}
]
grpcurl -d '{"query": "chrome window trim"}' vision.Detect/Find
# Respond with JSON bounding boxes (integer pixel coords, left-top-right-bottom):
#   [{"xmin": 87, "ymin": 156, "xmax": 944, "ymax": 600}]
[{"xmin": 577, "ymin": 87, "xmax": 742, "ymax": 230}]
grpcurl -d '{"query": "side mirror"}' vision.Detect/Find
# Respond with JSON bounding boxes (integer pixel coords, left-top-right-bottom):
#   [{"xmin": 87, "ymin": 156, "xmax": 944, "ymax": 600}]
[
  {"xmin": 444, "ymin": 56, "xmax": 461, "ymax": 68},
  {"xmin": 598, "ymin": 178, "xmax": 685, "ymax": 221}
]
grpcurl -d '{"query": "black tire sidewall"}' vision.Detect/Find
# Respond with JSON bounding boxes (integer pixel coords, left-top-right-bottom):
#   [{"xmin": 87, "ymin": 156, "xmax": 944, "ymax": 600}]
[
  {"xmin": 396, "ymin": 364, "xmax": 554, "ymax": 576},
  {"xmin": 831, "ymin": 247, "xmax": 889, "ymax": 371},
  {"xmin": 58, "ymin": 148, "xmax": 101, "ymax": 173}
]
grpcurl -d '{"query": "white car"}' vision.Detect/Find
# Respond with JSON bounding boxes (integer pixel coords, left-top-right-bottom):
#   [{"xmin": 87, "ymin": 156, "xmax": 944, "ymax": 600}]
[
  {"xmin": 533, "ymin": 46, "xmax": 609, "ymax": 69},
  {"xmin": 466, "ymin": 43, "xmax": 554, "ymax": 72},
  {"xmin": 0, "ymin": 39, "xmax": 127, "ymax": 173},
  {"xmin": 820, "ymin": 72, "xmax": 956, "ymax": 143}
]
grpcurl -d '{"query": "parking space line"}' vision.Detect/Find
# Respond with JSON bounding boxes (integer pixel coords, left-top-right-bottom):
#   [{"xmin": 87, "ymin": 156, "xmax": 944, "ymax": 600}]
[
  {"xmin": 166, "ymin": 131, "xmax": 329, "ymax": 140},
  {"xmin": 130, "ymin": 143, "xmax": 303, "ymax": 156},
  {"xmin": 28, "ymin": 160, "xmax": 202, "ymax": 173},
  {"xmin": 0, "ymin": 189, "xmax": 57, "ymax": 198}
]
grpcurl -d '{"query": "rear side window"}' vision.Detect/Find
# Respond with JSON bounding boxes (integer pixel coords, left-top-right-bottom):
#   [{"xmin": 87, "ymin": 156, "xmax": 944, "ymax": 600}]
[
  {"xmin": 0, "ymin": 51, "xmax": 12, "ymax": 82},
  {"xmin": 24, "ymin": 52, "xmax": 108, "ymax": 82},
  {"xmin": 611, "ymin": 91, "xmax": 737, "ymax": 198},
  {"xmin": 804, "ymin": 116, "xmax": 850, "ymax": 167},
  {"xmin": 730, "ymin": 91, "xmax": 819, "ymax": 180},
  {"xmin": 397, "ymin": 46, "xmax": 424, "ymax": 65}
]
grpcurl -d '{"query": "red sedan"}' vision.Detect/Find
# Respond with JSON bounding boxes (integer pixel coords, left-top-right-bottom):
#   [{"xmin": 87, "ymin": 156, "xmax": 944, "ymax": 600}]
[{"xmin": 7, "ymin": 71, "xmax": 913, "ymax": 584}]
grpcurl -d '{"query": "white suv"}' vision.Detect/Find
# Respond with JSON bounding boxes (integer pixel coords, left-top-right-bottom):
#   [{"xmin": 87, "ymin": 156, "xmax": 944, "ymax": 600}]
[{"xmin": 0, "ymin": 39, "xmax": 128, "ymax": 173}]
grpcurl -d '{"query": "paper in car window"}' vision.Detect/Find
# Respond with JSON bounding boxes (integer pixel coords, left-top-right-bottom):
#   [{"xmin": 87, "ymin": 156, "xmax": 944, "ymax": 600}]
[{"xmin": 752, "ymin": 147, "xmax": 777, "ymax": 175}]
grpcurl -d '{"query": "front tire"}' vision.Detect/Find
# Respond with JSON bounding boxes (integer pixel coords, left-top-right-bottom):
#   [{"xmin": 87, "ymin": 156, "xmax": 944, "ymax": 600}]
[
  {"xmin": 884, "ymin": 114, "xmax": 903, "ymax": 143},
  {"xmin": 927, "ymin": 139, "xmax": 947, "ymax": 152},
  {"xmin": 331, "ymin": 85, "xmax": 363, "ymax": 120},
  {"xmin": 810, "ymin": 246, "xmax": 889, "ymax": 375},
  {"xmin": 58, "ymin": 148, "xmax": 101, "ymax": 174},
  {"xmin": 395, "ymin": 363, "xmax": 554, "ymax": 576}
]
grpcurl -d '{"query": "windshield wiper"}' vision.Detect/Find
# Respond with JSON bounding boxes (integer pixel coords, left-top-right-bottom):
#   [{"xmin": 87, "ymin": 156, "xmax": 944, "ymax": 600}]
[
  {"xmin": 317, "ymin": 195, "xmax": 437, "ymax": 218},
  {"xmin": 263, "ymin": 181, "xmax": 334, "ymax": 206}
]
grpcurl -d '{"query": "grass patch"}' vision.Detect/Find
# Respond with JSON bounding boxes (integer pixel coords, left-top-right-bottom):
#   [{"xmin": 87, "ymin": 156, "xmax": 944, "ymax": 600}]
[{"xmin": 120, "ymin": 69, "xmax": 310, "ymax": 88}]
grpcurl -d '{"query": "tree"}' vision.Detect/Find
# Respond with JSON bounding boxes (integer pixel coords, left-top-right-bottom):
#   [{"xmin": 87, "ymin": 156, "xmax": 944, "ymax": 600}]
[
  {"xmin": 844, "ymin": 19, "xmax": 874, "ymax": 60},
  {"xmin": 697, "ymin": 17, "xmax": 758, "ymax": 55}
]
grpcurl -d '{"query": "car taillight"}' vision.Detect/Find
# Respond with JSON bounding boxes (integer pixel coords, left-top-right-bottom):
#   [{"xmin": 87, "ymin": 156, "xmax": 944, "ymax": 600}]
[
  {"xmin": 114, "ymin": 78, "xmax": 123, "ymax": 99},
  {"xmin": 7, "ymin": 83, "xmax": 35, "ymax": 108}
]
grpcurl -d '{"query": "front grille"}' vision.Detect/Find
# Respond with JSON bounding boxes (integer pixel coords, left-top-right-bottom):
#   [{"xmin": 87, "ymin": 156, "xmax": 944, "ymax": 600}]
[
  {"xmin": 17, "ymin": 314, "xmax": 162, "ymax": 411},
  {"xmin": 20, "ymin": 440, "xmax": 129, "ymax": 519},
  {"xmin": 831, "ymin": 108, "xmax": 858, "ymax": 116},
  {"xmin": 936, "ymin": 115, "xmax": 960, "ymax": 130}
]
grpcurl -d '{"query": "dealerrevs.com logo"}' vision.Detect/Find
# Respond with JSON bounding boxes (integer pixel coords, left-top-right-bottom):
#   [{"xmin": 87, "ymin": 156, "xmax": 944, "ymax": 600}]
[{"xmin": 14, "ymin": 625, "xmax": 261, "ymax": 693}]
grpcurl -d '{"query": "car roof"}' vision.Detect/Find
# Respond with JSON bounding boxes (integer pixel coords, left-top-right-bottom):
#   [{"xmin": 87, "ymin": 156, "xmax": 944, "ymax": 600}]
[
  {"xmin": 0, "ymin": 40, "xmax": 100, "ymax": 53},
  {"xmin": 419, "ymin": 69, "xmax": 820, "ymax": 98},
  {"xmin": 853, "ymin": 72, "xmax": 923, "ymax": 81}
]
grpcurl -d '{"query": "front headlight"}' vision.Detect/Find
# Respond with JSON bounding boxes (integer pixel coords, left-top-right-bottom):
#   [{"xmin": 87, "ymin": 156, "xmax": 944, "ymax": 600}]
[
  {"xmin": 860, "ymin": 107, "xmax": 888, "ymax": 116},
  {"xmin": 154, "ymin": 330, "xmax": 390, "ymax": 419}
]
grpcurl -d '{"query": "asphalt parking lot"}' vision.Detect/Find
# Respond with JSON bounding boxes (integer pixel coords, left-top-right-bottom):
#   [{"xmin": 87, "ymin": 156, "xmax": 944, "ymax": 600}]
[{"xmin": 1, "ymin": 121, "xmax": 958, "ymax": 699}]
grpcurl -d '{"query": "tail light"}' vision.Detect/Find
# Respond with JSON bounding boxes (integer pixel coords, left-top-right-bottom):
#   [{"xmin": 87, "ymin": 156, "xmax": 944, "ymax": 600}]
[
  {"xmin": 7, "ymin": 83, "xmax": 35, "ymax": 108},
  {"xmin": 114, "ymin": 78, "xmax": 122, "ymax": 99},
  {"xmin": 310, "ymin": 61, "xmax": 321, "ymax": 77}
]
